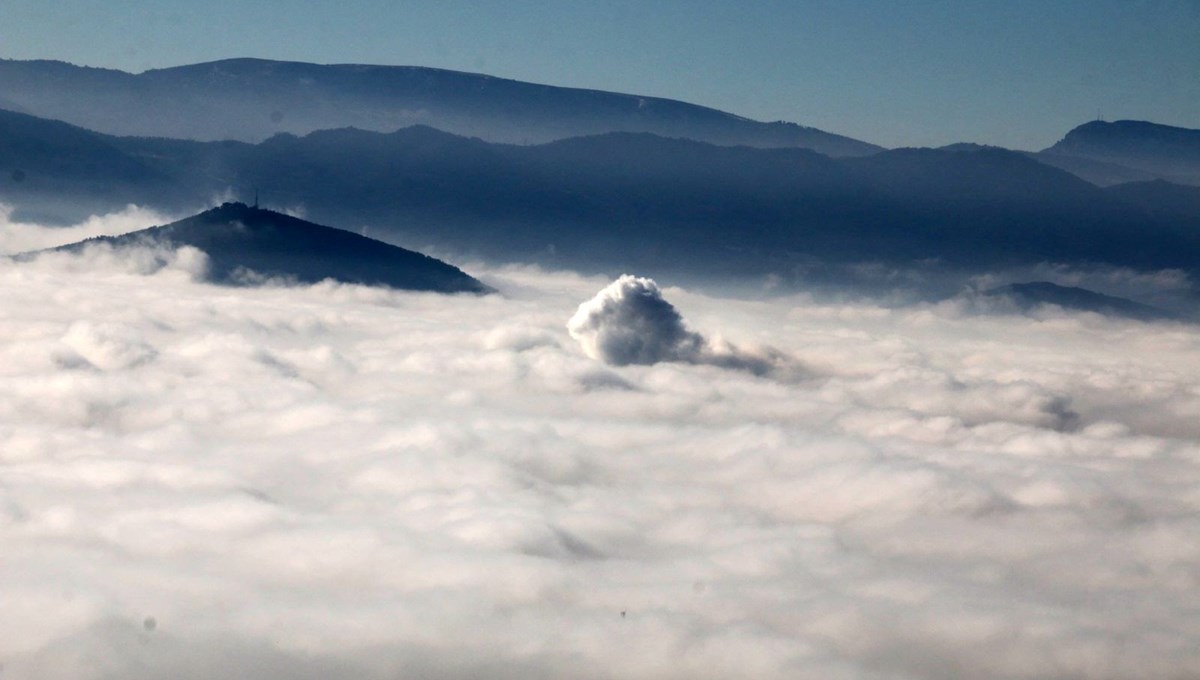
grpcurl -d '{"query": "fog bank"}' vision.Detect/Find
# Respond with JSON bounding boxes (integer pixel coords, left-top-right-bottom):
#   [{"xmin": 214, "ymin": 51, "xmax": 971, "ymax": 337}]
[{"xmin": 2, "ymin": 222, "xmax": 1199, "ymax": 679}]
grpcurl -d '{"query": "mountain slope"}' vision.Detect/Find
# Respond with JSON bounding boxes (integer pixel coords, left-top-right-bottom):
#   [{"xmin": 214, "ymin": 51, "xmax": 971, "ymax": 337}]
[
  {"xmin": 23, "ymin": 202, "xmax": 490, "ymax": 294},
  {"xmin": 0, "ymin": 107, "xmax": 181, "ymax": 219},
  {"xmin": 0, "ymin": 57, "xmax": 882, "ymax": 156},
  {"xmin": 176, "ymin": 130, "xmax": 1200, "ymax": 278},
  {"xmin": 4, "ymin": 110, "xmax": 1200, "ymax": 289},
  {"xmin": 984, "ymin": 281, "xmax": 1178, "ymax": 322},
  {"xmin": 1043, "ymin": 120, "xmax": 1200, "ymax": 186},
  {"xmin": 1028, "ymin": 151, "xmax": 1157, "ymax": 187},
  {"xmin": 1103, "ymin": 180, "xmax": 1200, "ymax": 222}
]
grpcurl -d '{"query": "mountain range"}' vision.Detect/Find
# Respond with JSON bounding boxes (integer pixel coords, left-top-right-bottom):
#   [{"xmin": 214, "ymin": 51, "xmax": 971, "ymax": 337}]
[
  {"xmin": 2, "ymin": 58, "xmax": 1197, "ymax": 189},
  {"xmin": 3, "ymin": 107, "xmax": 1199, "ymax": 288},
  {"xmin": 0, "ymin": 57, "xmax": 1197, "ymax": 316},
  {"xmin": 0, "ymin": 57, "xmax": 879, "ymax": 156}
]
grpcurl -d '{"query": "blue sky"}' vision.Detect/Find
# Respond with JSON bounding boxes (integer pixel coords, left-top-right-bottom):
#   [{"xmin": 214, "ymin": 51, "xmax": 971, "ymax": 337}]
[{"xmin": 1, "ymin": 0, "xmax": 1197, "ymax": 149}]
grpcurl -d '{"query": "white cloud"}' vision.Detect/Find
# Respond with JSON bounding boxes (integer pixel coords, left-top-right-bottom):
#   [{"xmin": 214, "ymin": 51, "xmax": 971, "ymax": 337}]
[
  {"xmin": 1, "ymin": 212, "xmax": 1199, "ymax": 679},
  {"xmin": 568, "ymin": 275, "xmax": 705, "ymax": 365},
  {"xmin": 0, "ymin": 203, "xmax": 172, "ymax": 255},
  {"xmin": 568, "ymin": 274, "xmax": 797, "ymax": 377}
]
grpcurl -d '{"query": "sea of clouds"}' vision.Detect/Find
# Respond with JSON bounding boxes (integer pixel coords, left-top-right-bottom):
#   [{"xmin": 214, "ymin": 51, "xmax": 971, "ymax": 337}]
[{"xmin": 2, "ymin": 206, "xmax": 1199, "ymax": 679}]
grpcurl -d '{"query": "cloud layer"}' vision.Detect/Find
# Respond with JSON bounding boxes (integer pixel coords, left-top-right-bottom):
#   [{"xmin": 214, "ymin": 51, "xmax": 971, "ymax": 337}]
[
  {"xmin": 2, "ymin": 214, "xmax": 1200, "ymax": 679},
  {"xmin": 0, "ymin": 203, "xmax": 173, "ymax": 255}
]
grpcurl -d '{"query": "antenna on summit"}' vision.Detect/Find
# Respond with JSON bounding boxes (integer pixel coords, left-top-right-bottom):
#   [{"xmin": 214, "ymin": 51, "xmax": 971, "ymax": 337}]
[{"xmin": 254, "ymin": 188, "xmax": 259, "ymax": 209}]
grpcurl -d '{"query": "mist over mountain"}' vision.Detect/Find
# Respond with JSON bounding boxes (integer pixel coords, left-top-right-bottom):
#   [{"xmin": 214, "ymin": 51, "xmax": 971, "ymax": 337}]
[
  {"xmin": 0, "ymin": 107, "xmax": 182, "ymax": 221},
  {"xmin": 18, "ymin": 201, "xmax": 489, "ymax": 294},
  {"xmin": 1103, "ymin": 179, "xmax": 1200, "ymax": 221},
  {"xmin": 0, "ymin": 57, "xmax": 880, "ymax": 156},
  {"xmin": 3, "ymin": 108, "xmax": 1199, "ymax": 301},
  {"xmin": 981, "ymin": 281, "xmax": 1178, "ymax": 322},
  {"xmin": 1025, "ymin": 151, "xmax": 1160, "ymax": 187},
  {"xmin": 938, "ymin": 122, "xmax": 1200, "ymax": 188}
]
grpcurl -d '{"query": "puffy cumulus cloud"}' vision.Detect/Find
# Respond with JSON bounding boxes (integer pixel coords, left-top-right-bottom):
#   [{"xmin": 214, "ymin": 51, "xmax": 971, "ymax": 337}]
[
  {"xmin": 2, "ymin": 215, "xmax": 1200, "ymax": 679},
  {"xmin": 568, "ymin": 275, "xmax": 705, "ymax": 365},
  {"xmin": 569, "ymin": 274, "xmax": 796, "ymax": 377}
]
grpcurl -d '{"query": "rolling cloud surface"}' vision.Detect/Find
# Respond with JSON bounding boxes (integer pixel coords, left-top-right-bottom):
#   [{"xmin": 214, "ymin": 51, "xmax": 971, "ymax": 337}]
[{"xmin": 2, "ymin": 209, "xmax": 1199, "ymax": 679}]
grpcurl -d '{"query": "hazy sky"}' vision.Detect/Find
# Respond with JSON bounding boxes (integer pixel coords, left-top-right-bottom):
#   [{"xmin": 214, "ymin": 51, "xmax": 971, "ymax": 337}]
[{"xmin": 1, "ymin": 1, "xmax": 1197, "ymax": 150}]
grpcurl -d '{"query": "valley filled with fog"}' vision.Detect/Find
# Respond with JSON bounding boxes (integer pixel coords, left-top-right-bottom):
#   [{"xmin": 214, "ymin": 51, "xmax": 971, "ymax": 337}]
[{"xmin": 3, "ymin": 208, "xmax": 1198, "ymax": 680}]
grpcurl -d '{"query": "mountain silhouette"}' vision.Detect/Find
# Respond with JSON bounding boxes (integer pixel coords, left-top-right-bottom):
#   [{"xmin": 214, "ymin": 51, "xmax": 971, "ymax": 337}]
[
  {"xmin": 1043, "ymin": 120, "xmax": 1200, "ymax": 186},
  {"xmin": 984, "ymin": 281, "xmax": 1178, "ymax": 322},
  {"xmin": 206, "ymin": 131, "xmax": 1200, "ymax": 280},
  {"xmin": 0, "ymin": 57, "xmax": 881, "ymax": 156},
  {"xmin": 0, "ymin": 107, "xmax": 181, "ymax": 221},
  {"xmin": 1103, "ymin": 179, "xmax": 1200, "ymax": 222},
  {"xmin": 1028, "ymin": 151, "xmax": 1158, "ymax": 187},
  {"xmin": 3, "ymin": 109, "xmax": 1199, "ymax": 294},
  {"xmin": 24, "ymin": 202, "xmax": 490, "ymax": 294}
]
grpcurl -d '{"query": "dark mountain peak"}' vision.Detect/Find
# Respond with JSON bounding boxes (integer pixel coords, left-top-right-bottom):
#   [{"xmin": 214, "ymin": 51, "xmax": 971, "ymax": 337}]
[
  {"xmin": 1054, "ymin": 120, "xmax": 1200, "ymax": 155},
  {"xmin": 143, "ymin": 56, "xmax": 298, "ymax": 74},
  {"xmin": 984, "ymin": 281, "xmax": 1176, "ymax": 322},
  {"xmin": 382, "ymin": 124, "xmax": 491, "ymax": 146},
  {"xmin": 937, "ymin": 142, "xmax": 997, "ymax": 152},
  {"xmin": 1044, "ymin": 120, "xmax": 1200, "ymax": 186},
  {"xmin": 197, "ymin": 200, "xmax": 272, "ymax": 222},
  {"xmin": 261, "ymin": 131, "xmax": 301, "ymax": 145},
  {"xmin": 263, "ymin": 124, "xmax": 486, "ymax": 149},
  {"xmin": 1064, "ymin": 119, "xmax": 1199, "ymax": 138},
  {"xmin": 28, "ymin": 204, "xmax": 490, "ymax": 294},
  {"xmin": 160, "ymin": 201, "xmax": 309, "ymax": 230}
]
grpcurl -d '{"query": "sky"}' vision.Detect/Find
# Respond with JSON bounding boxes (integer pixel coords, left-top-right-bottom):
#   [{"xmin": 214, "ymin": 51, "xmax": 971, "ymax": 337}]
[
  {"xmin": 1, "ymin": 0, "xmax": 1197, "ymax": 149},
  {"xmin": 3, "ymin": 204, "xmax": 1200, "ymax": 679}
]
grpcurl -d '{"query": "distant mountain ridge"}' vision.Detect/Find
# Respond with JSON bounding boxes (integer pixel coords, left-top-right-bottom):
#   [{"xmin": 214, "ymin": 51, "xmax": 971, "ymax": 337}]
[
  {"xmin": 7, "ymin": 58, "xmax": 1196, "ymax": 187},
  {"xmin": 1041, "ymin": 121, "xmax": 1200, "ymax": 185},
  {"xmin": 19, "ymin": 202, "xmax": 490, "ymax": 294},
  {"xmin": 938, "ymin": 122, "xmax": 1200, "ymax": 188},
  {"xmin": 3, "ymin": 108, "xmax": 1199, "ymax": 299},
  {"xmin": 982, "ymin": 281, "xmax": 1177, "ymax": 322},
  {"xmin": 0, "ymin": 105, "xmax": 178, "ymax": 208},
  {"xmin": 0, "ymin": 57, "xmax": 881, "ymax": 156}
]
